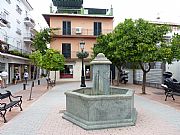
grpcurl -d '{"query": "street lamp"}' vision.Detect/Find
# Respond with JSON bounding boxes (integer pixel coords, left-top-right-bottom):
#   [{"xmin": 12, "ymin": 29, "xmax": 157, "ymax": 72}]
[{"xmin": 80, "ymin": 40, "xmax": 86, "ymax": 87}]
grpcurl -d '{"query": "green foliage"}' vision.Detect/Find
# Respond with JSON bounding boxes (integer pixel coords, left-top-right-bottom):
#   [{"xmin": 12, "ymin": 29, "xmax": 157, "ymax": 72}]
[
  {"xmin": 41, "ymin": 49, "xmax": 65, "ymax": 71},
  {"xmin": 29, "ymin": 50, "xmax": 43, "ymax": 67},
  {"xmin": 171, "ymin": 34, "xmax": 180, "ymax": 61},
  {"xmin": 93, "ymin": 18, "xmax": 172, "ymax": 93},
  {"xmin": 32, "ymin": 28, "xmax": 51, "ymax": 54},
  {"xmin": 76, "ymin": 51, "xmax": 89, "ymax": 58},
  {"xmin": 8, "ymin": 50, "xmax": 29, "ymax": 58}
]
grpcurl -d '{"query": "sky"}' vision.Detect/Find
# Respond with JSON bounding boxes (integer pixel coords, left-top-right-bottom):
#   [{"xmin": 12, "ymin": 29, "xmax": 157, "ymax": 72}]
[{"xmin": 29, "ymin": 0, "xmax": 180, "ymax": 30}]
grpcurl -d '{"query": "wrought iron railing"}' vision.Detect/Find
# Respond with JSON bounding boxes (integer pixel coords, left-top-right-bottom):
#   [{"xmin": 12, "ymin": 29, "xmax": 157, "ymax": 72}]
[
  {"xmin": 61, "ymin": 51, "xmax": 93, "ymax": 59},
  {"xmin": 52, "ymin": 28, "xmax": 112, "ymax": 36}
]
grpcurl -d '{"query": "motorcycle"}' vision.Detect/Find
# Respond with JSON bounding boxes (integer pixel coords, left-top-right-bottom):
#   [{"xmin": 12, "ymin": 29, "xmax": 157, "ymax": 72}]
[{"xmin": 120, "ymin": 70, "xmax": 128, "ymax": 84}]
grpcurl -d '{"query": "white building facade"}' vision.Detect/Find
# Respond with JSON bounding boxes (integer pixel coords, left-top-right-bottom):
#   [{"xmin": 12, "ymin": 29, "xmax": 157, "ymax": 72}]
[{"xmin": 0, "ymin": 0, "xmax": 35, "ymax": 84}]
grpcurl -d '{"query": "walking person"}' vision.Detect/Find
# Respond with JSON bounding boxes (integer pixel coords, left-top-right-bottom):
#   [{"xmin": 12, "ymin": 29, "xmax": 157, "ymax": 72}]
[
  {"xmin": 24, "ymin": 71, "xmax": 29, "ymax": 84},
  {"xmin": 1, "ymin": 70, "xmax": 8, "ymax": 88},
  {"xmin": 15, "ymin": 71, "xmax": 20, "ymax": 84},
  {"xmin": 0, "ymin": 74, "xmax": 2, "ymax": 87}
]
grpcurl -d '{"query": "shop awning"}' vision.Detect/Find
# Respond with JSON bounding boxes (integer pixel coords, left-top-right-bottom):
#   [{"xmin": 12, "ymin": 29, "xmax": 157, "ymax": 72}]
[{"xmin": 0, "ymin": 52, "xmax": 29, "ymax": 60}]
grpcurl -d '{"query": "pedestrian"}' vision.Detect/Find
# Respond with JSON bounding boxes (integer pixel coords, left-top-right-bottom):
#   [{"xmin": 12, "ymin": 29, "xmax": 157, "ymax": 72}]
[
  {"xmin": 0, "ymin": 73, "xmax": 2, "ymax": 87},
  {"xmin": 86, "ymin": 69, "xmax": 90, "ymax": 79},
  {"xmin": 1, "ymin": 70, "xmax": 8, "ymax": 88},
  {"xmin": 24, "ymin": 71, "xmax": 29, "ymax": 84},
  {"xmin": 15, "ymin": 71, "xmax": 20, "ymax": 84}
]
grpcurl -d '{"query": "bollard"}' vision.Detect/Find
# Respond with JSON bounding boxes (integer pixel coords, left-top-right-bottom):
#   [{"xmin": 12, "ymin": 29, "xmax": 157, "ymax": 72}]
[
  {"xmin": 23, "ymin": 83, "xmax": 26, "ymax": 90},
  {"xmin": 38, "ymin": 80, "xmax": 40, "ymax": 85}
]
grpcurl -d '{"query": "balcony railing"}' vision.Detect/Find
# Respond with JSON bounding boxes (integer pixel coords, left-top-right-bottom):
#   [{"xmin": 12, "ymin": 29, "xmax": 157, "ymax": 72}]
[
  {"xmin": 0, "ymin": 16, "xmax": 8, "ymax": 27},
  {"xmin": 61, "ymin": 51, "xmax": 93, "ymax": 59},
  {"xmin": 52, "ymin": 28, "xmax": 112, "ymax": 37},
  {"xmin": 24, "ymin": 17, "xmax": 35, "ymax": 28},
  {"xmin": 8, "ymin": 44, "xmax": 31, "ymax": 57},
  {"xmin": 0, "ymin": 42, "xmax": 31, "ymax": 58},
  {"xmin": 16, "ymin": 28, "xmax": 22, "ymax": 35},
  {"xmin": 24, "ymin": 33, "xmax": 34, "ymax": 44}
]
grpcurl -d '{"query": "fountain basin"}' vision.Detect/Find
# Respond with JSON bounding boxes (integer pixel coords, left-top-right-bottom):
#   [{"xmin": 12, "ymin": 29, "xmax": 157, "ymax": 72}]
[{"xmin": 63, "ymin": 86, "xmax": 137, "ymax": 130}]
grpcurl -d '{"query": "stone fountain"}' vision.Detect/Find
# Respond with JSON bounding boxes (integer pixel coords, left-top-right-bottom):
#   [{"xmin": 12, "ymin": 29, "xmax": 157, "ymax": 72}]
[{"xmin": 63, "ymin": 53, "xmax": 137, "ymax": 130}]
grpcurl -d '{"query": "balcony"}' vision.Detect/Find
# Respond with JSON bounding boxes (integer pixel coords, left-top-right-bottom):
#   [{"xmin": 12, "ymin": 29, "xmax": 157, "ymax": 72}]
[
  {"xmin": 0, "ymin": 16, "xmax": 8, "ymax": 27},
  {"xmin": 52, "ymin": 28, "xmax": 112, "ymax": 38},
  {"xmin": 24, "ymin": 33, "xmax": 34, "ymax": 44},
  {"xmin": 8, "ymin": 44, "xmax": 31, "ymax": 57},
  {"xmin": 16, "ymin": 28, "xmax": 22, "ymax": 35},
  {"xmin": 24, "ymin": 17, "xmax": 35, "ymax": 28},
  {"xmin": 61, "ymin": 51, "xmax": 93, "ymax": 60}
]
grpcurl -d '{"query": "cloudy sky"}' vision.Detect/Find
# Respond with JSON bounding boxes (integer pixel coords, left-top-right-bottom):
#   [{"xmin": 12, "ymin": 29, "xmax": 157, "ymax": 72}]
[{"xmin": 29, "ymin": 0, "xmax": 180, "ymax": 30}]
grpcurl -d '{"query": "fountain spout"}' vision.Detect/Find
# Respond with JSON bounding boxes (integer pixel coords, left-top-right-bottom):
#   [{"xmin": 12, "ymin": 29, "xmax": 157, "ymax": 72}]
[{"xmin": 90, "ymin": 53, "xmax": 112, "ymax": 95}]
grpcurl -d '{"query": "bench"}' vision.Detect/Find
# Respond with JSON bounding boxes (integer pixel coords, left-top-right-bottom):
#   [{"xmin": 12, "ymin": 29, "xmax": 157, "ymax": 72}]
[
  {"xmin": 46, "ymin": 78, "xmax": 55, "ymax": 88},
  {"xmin": 0, "ymin": 90, "xmax": 22, "ymax": 123},
  {"xmin": 163, "ymin": 78, "xmax": 180, "ymax": 101}
]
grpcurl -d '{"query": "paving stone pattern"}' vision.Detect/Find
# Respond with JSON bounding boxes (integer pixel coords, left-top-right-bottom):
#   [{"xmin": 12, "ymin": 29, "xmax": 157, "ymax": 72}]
[{"xmin": 0, "ymin": 82, "xmax": 180, "ymax": 135}]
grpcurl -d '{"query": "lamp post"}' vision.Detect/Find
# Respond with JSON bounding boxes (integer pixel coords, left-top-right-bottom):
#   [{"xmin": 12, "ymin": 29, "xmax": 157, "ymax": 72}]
[{"xmin": 80, "ymin": 40, "xmax": 86, "ymax": 87}]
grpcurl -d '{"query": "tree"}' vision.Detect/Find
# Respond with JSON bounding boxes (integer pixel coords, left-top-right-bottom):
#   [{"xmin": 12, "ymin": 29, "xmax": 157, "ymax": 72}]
[
  {"xmin": 32, "ymin": 28, "xmax": 51, "ymax": 55},
  {"xmin": 29, "ymin": 50, "xmax": 43, "ymax": 80},
  {"xmin": 41, "ymin": 49, "xmax": 65, "ymax": 86},
  {"xmin": 170, "ymin": 34, "xmax": 180, "ymax": 61},
  {"xmin": 129, "ymin": 19, "xmax": 170, "ymax": 94},
  {"xmin": 94, "ymin": 18, "xmax": 172, "ymax": 94},
  {"xmin": 29, "ymin": 50, "xmax": 43, "ymax": 100}
]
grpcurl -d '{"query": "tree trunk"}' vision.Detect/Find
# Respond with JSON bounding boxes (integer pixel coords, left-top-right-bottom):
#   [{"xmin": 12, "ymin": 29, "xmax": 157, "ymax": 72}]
[
  {"xmin": 47, "ymin": 71, "xmax": 50, "ymax": 89},
  {"xmin": 133, "ymin": 68, "xmax": 136, "ymax": 84},
  {"xmin": 139, "ymin": 62, "xmax": 151, "ymax": 94},
  {"xmin": 116, "ymin": 70, "xmax": 120, "ymax": 86},
  {"xmin": 142, "ymin": 71, "xmax": 146, "ymax": 94},
  {"xmin": 54, "ymin": 71, "xmax": 56, "ymax": 84}
]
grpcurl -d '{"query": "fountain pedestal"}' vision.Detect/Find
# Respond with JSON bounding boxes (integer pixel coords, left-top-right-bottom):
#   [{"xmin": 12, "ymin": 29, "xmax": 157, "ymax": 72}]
[{"xmin": 63, "ymin": 53, "xmax": 137, "ymax": 130}]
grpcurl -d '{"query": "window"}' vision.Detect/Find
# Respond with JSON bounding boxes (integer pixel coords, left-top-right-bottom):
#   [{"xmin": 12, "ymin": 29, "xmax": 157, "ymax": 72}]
[
  {"xmin": 16, "ymin": 5, "xmax": 22, "ymax": 14},
  {"xmin": 60, "ymin": 65, "xmax": 73, "ymax": 78},
  {"xmin": 94, "ymin": 22, "xmax": 102, "ymax": 36},
  {"xmin": 16, "ymin": 19, "xmax": 21, "ymax": 24},
  {"xmin": 62, "ymin": 43, "xmax": 71, "ymax": 58},
  {"xmin": 164, "ymin": 36, "xmax": 171, "ymax": 43},
  {"xmin": 4, "ymin": 36, "xmax": 8, "ymax": 43},
  {"xmin": 16, "ymin": 41, "xmax": 21, "ymax": 48},
  {"xmin": 16, "ymin": 28, "xmax": 21, "ymax": 35},
  {"xmin": 6, "ymin": 0, "xmax": 11, "ymax": 4},
  {"xmin": 0, "ymin": 63, "xmax": 6, "ymax": 73},
  {"xmin": 1, "ymin": 10, "xmax": 9, "ymax": 21},
  {"xmin": 63, "ymin": 21, "xmax": 71, "ymax": 35}
]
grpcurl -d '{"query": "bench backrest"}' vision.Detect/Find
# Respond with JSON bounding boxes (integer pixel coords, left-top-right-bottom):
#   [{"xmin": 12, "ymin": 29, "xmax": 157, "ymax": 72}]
[{"xmin": 0, "ymin": 91, "xmax": 11, "ymax": 100}]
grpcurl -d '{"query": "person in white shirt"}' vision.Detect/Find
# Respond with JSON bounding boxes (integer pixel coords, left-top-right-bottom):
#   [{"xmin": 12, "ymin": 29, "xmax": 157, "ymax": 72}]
[
  {"xmin": 24, "ymin": 71, "xmax": 29, "ymax": 84},
  {"xmin": 1, "ymin": 70, "xmax": 8, "ymax": 88}
]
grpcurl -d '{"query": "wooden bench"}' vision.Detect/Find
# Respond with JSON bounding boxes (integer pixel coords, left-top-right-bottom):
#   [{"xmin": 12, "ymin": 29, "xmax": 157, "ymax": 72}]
[
  {"xmin": 46, "ymin": 78, "xmax": 55, "ymax": 88},
  {"xmin": 0, "ymin": 91, "xmax": 22, "ymax": 123}
]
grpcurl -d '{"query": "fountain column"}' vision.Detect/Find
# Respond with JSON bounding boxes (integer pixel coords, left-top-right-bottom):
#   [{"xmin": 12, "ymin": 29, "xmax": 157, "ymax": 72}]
[{"xmin": 90, "ymin": 53, "xmax": 112, "ymax": 95}]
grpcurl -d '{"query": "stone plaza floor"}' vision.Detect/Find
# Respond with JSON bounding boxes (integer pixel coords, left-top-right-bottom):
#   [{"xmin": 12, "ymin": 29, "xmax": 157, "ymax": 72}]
[{"xmin": 0, "ymin": 80, "xmax": 180, "ymax": 135}]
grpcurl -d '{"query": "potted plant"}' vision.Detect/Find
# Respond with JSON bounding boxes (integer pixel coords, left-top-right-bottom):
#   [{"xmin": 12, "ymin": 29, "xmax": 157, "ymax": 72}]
[{"xmin": 76, "ymin": 51, "xmax": 89, "ymax": 58}]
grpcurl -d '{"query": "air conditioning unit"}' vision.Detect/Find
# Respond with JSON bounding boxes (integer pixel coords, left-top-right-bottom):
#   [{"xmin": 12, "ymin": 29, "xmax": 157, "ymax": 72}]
[{"xmin": 75, "ymin": 27, "xmax": 82, "ymax": 34}]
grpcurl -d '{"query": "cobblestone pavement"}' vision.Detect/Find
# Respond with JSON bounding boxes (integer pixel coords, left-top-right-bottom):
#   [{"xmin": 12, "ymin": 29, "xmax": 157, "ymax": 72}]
[{"xmin": 0, "ymin": 81, "xmax": 180, "ymax": 135}]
